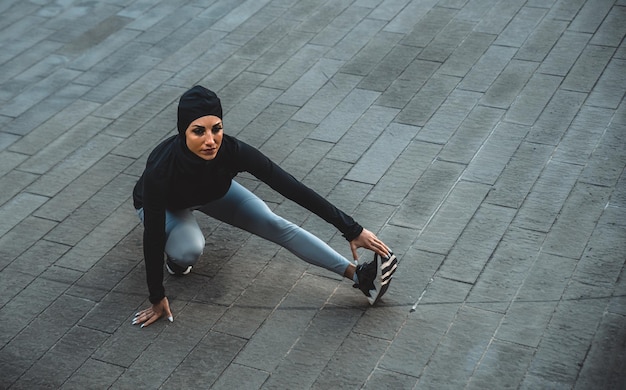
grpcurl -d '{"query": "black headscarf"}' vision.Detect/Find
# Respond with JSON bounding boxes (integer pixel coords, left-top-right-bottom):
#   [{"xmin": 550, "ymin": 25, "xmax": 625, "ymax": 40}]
[{"xmin": 177, "ymin": 85, "xmax": 222, "ymax": 135}]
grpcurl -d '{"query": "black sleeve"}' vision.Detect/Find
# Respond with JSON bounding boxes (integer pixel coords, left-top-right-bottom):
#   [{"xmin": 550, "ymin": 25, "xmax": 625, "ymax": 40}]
[
  {"xmin": 141, "ymin": 174, "xmax": 167, "ymax": 304},
  {"xmin": 236, "ymin": 140, "xmax": 363, "ymax": 241}
]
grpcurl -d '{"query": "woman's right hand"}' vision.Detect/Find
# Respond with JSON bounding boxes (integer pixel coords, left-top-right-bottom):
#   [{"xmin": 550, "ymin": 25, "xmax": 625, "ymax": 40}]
[{"xmin": 132, "ymin": 297, "xmax": 173, "ymax": 328}]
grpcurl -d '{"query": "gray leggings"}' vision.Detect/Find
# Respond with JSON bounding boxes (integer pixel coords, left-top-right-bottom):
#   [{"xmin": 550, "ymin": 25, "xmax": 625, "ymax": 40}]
[{"xmin": 138, "ymin": 181, "xmax": 351, "ymax": 276}]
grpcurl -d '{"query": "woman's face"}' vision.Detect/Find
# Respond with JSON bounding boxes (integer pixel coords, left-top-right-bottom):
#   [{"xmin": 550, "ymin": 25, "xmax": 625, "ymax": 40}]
[{"xmin": 185, "ymin": 115, "xmax": 223, "ymax": 160}]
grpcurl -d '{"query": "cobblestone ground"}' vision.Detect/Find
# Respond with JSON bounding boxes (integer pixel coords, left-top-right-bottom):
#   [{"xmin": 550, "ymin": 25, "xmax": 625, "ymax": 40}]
[{"xmin": 1, "ymin": 0, "xmax": 625, "ymax": 389}]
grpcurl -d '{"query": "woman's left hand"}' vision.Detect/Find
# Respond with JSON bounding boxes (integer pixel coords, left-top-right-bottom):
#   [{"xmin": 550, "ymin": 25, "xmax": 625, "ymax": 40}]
[
  {"xmin": 132, "ymin": 296, "xmax": 173, "ymax": 328},
  {"xmin": 350, "ymin": 229, "xmax": 390, "ymax": 261}
]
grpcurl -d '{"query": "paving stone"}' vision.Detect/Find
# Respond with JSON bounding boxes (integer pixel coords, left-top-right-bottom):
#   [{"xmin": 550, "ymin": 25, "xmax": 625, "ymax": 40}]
[
  {"xmin": 311, "ymin": 332, "xmax": 389, "ymax": 389},
  {"xmin": 414, "ymin": 181, "xmax": 491, "ymax": 255},
  {"xmin": 564, "ymin": 206, "xmax": 626, "ymax": 300},
  {"xmin": 552, "ymin": 106, "xmax": 613, "ymax": 164},
  {"xmin": 383, "ymin": 0, "xmax": 437, "ymax": 34},
  {"xmin": 494, "ymin": 6, "xmax": 547, "ymax": 48},
  {"xmin": 326, "ymin": 104, "xmax": 398, "ymax": 163},
  {"xmin": 454, "ymin": 0, "xmax": 499, "ymax": 22},
  {"xmin": 8, "ymin": 99, "xmax": 100, "ymax": 156},
  {"xmin": 77, "ymin": 48, "xmax": 158, "ymax": 93},
  {"xmin": 580, "ymin": 122, "xmax": 626, "ymax": 187},
  {"xmin": 438, "ymin": 31, "xmax": 495, "ymax": 77},
  {"xmin": 0, "ymin": 68, "xmax": 81, "ymax": 120},
  {"xmin": 587, "ymin": 58, "xmax": 626, "ymax": 109},
  {"xmin": 401, "ymin": 6, "xmax": 457, "ymax": 48},
  {"xmin": 235, "ymin": 274, "xmax": 336, "ymax": 371},
  {"xmin": 391, "ymin": 159, "xmax": 465, "ymax": 230},
  {"xmin": 341, "ymin": 31, "xmax": 403, "ymax": 76},
  {"xmin": 542, "ymin": 182, "xmax": 612, "ymax": 260},
  {"xmin": 14, "ymin": 325, "xmax": 109, "ymax": 389},
  {"xmin": 375, "ymin": 58, "xmax": 440, "ymax": 108},
  {"xmin": 309, "ymin": 88, "xmax": 380, "ymax": 142},
  {"xmin": 238, "ymin": 103, "xmax": 298, "ymax": 147},
  {"xmin": 291, "ymin": 72, "xmax": 361, "ymax": 124},
  {"xmin": 26, "ymin": 133, "xmax": 123, "ymax": 198},
  {"xmin": 505, "ymin": 73, "xmax": 562, "ymax": 125},
  {"xmin": 538, "ymin": 31, "xmax": 591, "ymax": 77},
  {"xmin": 0, "ymin": 17, "xmax": 53, "ymax": 68},
  {"xmin": 512, "ymin": 161, "xmax": 583, "ymax": 232},
  {"xmin": 515, "ymin": 18, "xmax": 568, "ymax": 62},
  {"xmin": 0, "ymin": 170, "xmax": 38, "ymax": 207},
  {"xmin": 133, "ymin": 4, "xmax": 200, "ymax": 45},
  {"xmin": 415, "ymin": 306, "xmax": 501, "ymax": 389},
  {"xmin": 224, "ymin": 5, "xmax": 287, "ymax": 47},
  {"xmin": 366, "ymin": 139, "xmax": 441, "ymax": 206},
  {"xmin": 591, "ymin": 5, "xmax": 626, "ymax": 47},
  {"xmin": 1, "ymin": 82, "xmax": 92, "ymax": 138},
  {"xmin": 0, "ymin": 192, "xmax": 49, "ymax": 238},
  {"xmin": 486, "ymin": 142, "xmax": 554, "ymax": 208},
  {"xmin": 497, "ymin": 301, "xmax": 556, "ymax": 348},
  {"xmin": 358, "ymin": 44, "xmax": 420, "ymax": 92},
  {"xmin": 362, "ymin": 368, "xmax": 418, "ymax": 390},
  {"xmin": 92, "ymin": 69, "xmax": 173, "ymax": 120},
  {"xmin": 112, "ymin": 107, "xmax": 179, "ymax": 160},
  {"xmin": 395, "ymin": 73, "xmax": 460, "ymax": 126},
  {"xmin": 458, "ymin": 45, "xmax": 517, "ymax": 92},
  {"xmin": 54, "ymin": 200, "xmax": 140, "ymax": 272},
  {"xmin": 480, "ymin": 59, "xmax": 538, "ymax": 109},
  {"xmin": 523, "ymin": 299, "xmax": 606, "ymax": 388},
  {"xmin": 259, "ymin": 306, "xmax": 362, "ymax": 389},
  {"xmin": 440, "ymin": 105, "xmax": 510, "ymax": 165},
  {"xmin": 380, "ymin": 302, "xmax": 459, "ymax": 377},
  {"xmin": 417, "ymin": 89, "xmax": 481, "ymax": 144},
  {"xmin": 222, "ymin": 86, "xmax": 283, "ymax": 136},
  {"xmin": 326, "ymin": 18, "xmax": 387, "ymax": 61},
  {"xmin": 568, "ymin": 0, "xmax": 614, "ymax": 34},
  {"xmin": 562, "ymin": 44, "xmax": 616, "ymax": 92},
  {"xmin": 0, "ymin": 132, "xmax": 18, "ymax": 152},
  {"xmin": 9, "ymin": 239, "xmax": 70, "ymax": 278},
  {"xmin": 212, "ymin": 266, "xmax": 298, "ymax": 339},
  {"xmin": 344, "ymin": 122, "xmax": 417, "ymax": 184},
  {"xmin": 262, "ymin": 44, "xmax": 329, "ymax": 90},
  {"xmin": 60, "ymin": 358, "xmax": 125, "ymax": 390},
  {"xmin": 466, "ymin": 340, "xmax": 535, "ymax": 390},
  {"xmin": 162, "ymin": 330, "xmax": 247, "ymax": 388},
  {"xmin": 418, "ymin": 19, "xmax": 474, "ymax": 63},
  {"xmin": 546, "ymin": 0, "xmax": 586, "ymax": 21},
  {"xmin": 438, "ymin": 203, "xmax": 516, "ymax": 284},
  {"xmin": 467, "ymin": 226, "xmax": 546, "ymax": 313},
  {"xmin": 575, "ymin": 312, "xmax": 626, "ymax": 389},
  {"xmin": 303, "ymin": 0, "xmax": 359, "ymax": 42},
  {"xmin": 474, "ymin": 0, "xmax": 523, "ymax": 34},
  {"xmin": 526, "ymin": 89, "xmax": 587, "ymax": 145},
  {"xmin": 518, "ymin": 253, "xmax": 578, "ymax": 304},
  {"xmin": 68, "ymin": 27, "xmax": 142, "ymax": 72},
  {"xmin": 368, "ymin": 0, "xmax": 412, "ymax": 21}
]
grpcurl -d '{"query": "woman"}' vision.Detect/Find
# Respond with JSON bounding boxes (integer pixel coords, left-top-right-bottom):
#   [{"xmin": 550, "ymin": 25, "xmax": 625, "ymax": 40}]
[{"xmin": 132, "ymin": 86, "xmax": 397, "ymax": 328}]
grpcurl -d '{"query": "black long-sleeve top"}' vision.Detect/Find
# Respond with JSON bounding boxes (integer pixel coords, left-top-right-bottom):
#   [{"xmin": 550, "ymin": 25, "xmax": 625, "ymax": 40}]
[{"xmin": 133, "ymin": 134, "xmax": 363, "ymax": 303}]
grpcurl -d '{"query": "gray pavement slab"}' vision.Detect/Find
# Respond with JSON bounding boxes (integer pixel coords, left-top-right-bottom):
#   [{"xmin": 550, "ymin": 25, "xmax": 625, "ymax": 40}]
[{"xmin": 1, "ymin": 0, "xmax": 625, "ymax": 389}]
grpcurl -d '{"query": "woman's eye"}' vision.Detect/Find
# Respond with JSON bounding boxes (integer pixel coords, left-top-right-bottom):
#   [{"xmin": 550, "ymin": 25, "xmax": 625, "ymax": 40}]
[
  {"xmin": 211, "ymin": 126, "xmax": 223, "ymax": 134},
  {"xmin": 193, "ymin": 128, "xmax": 205, "ymax": 136}
]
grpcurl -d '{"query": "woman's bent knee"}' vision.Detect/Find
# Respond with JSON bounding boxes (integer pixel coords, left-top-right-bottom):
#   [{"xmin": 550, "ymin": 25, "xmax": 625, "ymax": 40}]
[{"xmin": 165, "ymin": 224, "xmax": 205, "ymax": 266}]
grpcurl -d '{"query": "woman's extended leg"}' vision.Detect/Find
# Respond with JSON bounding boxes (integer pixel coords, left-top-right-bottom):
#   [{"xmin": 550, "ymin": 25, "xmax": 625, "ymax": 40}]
[{"xmin": 199, "ymin": 181, "xmax": 352, "ymax": 276}]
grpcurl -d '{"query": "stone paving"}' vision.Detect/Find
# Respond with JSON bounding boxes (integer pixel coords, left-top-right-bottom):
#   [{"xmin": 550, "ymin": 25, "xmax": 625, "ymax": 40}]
[{"xmin": 1, "ymin": 0, "xmax": 625, "ymax": 388}]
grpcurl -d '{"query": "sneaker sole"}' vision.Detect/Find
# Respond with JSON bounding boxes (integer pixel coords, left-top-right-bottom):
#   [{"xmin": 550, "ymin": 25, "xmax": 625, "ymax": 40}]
[
  {"xmin": 367, "ymin": 253, "xmax": 398, "ymax": 305},
  {"xmin": 166, "ymin": 262, "xmax": 192, "ymax": 276}
]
